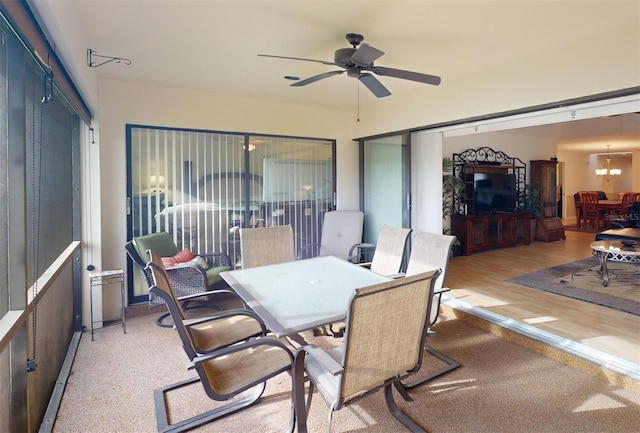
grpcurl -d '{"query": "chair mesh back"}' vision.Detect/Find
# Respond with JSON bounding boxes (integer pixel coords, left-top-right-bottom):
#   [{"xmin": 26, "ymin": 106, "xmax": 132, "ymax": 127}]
[
  {"xmin": 318, "ymin": 211, "xmax": 364, "ymax": 259},
  {"xmin": 146, "ymin": 251, "xmax": 188, "ymax": 318},
  {"xmin": 406, "ymin": 231, "xmax": 455, "ymax": 290},
  {"xmin": 240, "ymin": 225, "xmax": 295, "ymax": 268},
  {"xmin": 340, "ymin": 271, "xmax": 439, "ymax": 401},
  {"xmin": 369, "ymin": 225, "xmax": 411, "ymax": 275},
  {"xmin": 405, "ymin": 231, "xmax": 456, "ymax": 325}
]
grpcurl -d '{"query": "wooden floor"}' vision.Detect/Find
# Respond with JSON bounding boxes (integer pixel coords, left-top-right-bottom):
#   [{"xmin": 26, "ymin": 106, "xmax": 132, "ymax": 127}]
[{"xmin": 444, "ymin": 229, "xmax": 640, "ymax": 366}]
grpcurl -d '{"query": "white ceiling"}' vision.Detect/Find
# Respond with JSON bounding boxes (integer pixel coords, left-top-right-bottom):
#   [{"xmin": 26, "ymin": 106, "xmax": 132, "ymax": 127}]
[{"xmin": 33, "ymin": 1, "xmax": 640, "ymax": 153}]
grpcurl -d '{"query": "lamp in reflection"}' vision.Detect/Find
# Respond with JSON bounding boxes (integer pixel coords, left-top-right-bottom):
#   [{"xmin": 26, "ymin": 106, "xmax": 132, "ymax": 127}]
[{"xmin": 149, "ymin": 175, "xmax": 165, "ymax": 193}]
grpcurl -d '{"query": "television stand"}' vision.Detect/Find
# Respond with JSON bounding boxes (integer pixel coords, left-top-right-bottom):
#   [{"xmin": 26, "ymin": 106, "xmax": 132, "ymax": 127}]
[{"xmin": 452, "ymin": 212, "xmax": 531, "ymax": 255}]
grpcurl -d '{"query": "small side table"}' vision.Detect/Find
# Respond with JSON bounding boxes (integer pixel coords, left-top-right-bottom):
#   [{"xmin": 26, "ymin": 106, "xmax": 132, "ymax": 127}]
[
  {"xmin": 89, "ymin": 269, "xmax": 126, "ymax": 341},
  {"xmin": 590, "ymin": 240, "xmax": 640, "ymax": 287}
]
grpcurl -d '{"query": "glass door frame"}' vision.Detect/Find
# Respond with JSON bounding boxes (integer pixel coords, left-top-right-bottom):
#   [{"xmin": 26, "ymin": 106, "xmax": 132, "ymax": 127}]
[
  {"xmin": 358, "ymin": 132, "xmax": 412, "ymax": 244},
  {"xmin": 125, "ymin": 124, "xmax": 336, "ymax": 304}
]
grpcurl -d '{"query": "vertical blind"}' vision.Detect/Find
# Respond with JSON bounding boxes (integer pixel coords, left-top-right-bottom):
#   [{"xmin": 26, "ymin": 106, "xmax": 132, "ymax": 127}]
[{"xmin": 127, "ymin": 126, "xmax": 335, "ymax": 301}]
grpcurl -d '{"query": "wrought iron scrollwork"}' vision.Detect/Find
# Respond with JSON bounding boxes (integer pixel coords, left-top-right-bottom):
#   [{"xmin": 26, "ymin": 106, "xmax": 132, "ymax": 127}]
[{"xmin": 451, "ymin": 147, "xmax": 527, "ymax": 215}]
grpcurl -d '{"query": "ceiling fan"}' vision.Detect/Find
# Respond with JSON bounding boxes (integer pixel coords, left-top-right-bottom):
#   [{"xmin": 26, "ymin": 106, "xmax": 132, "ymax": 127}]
[{"xmin": 258, "ymin": 33, "xmax": 441, "ymax": 98}]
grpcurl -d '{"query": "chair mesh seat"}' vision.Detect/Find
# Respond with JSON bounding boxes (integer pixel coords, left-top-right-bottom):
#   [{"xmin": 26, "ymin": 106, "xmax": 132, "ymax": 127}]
[
  {"xmin": 190, "ymin": 316, "xmax": 264, "ymax": 353},
  {"xmin": 202, "ymin": 337, "xmax": 292, "ymax": 395}
]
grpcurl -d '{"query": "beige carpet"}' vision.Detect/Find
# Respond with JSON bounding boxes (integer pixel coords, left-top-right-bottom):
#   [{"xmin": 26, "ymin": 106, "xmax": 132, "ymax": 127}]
[{"xmin": 51, "ymin": 308, "xmax": 640, "ymax": 433}]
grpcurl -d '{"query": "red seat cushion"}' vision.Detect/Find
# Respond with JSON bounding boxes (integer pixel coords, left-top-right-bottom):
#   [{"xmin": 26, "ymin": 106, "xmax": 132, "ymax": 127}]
[{"xmin": 161, "ymin": 248, "xmax": 195, "ymax": 267}]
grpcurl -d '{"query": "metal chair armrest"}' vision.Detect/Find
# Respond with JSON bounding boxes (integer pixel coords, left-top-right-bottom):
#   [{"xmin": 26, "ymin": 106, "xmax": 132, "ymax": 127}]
[
  {"xmin": 297, "ymin": 243, "xmax": 321, "ymax": 260},
  {"xmin": 199, "ymin": 252, "xmax": 232, "ymax": 267},
  {"xmin": 183, "ymin": 308, "xmax": 266, "ymax": 331},
  {"xmin": 298, "ymin": 345, "xmax": 344, "ymax": 376},
  {"xmin": 435, "ymin": 286, "xmax": 450, "ymax": 295},
  {"xmin": 187, "ymin": 336, "xmax": 293, "ymax": 368},
  {"xmin": 347, "ymin": 242, "xmax": 376, "ymax": 263},
  {"xmin": 175, "ymin": 288, "xmax": 238, "ymax": 302}
]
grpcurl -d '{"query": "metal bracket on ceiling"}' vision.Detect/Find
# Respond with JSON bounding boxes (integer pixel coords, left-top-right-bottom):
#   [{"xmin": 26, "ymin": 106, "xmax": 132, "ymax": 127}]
[{"xmin": 87, "ymin": 49, "xmax": 132, "ymax": 68}]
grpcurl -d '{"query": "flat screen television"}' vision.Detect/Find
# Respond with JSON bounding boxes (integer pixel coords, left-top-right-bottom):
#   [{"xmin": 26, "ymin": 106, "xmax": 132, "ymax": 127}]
[{"xmin": 473, "ymin": 172, "xmax": 517, "ymax": 214}]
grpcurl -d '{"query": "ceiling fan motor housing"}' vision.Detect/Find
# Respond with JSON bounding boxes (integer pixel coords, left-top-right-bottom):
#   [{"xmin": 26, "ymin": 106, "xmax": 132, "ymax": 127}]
[{"xmin": 334, "ymin": 48, "xmax": 358, "ymax": 67}]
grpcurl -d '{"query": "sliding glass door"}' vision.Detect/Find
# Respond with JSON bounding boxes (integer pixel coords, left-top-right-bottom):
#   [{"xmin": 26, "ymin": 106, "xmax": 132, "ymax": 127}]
[
  {"xmin": 126, "ymin": 126, "xmax": 335, "ymax": 303},
  {"xmin": 361, "ymin": 134, "xmax": 410, "ymax": 243}
]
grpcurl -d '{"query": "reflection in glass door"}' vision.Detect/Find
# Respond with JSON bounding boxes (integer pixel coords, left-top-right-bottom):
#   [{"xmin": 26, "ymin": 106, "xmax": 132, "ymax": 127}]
[
  {"xmin": 126, "ymin": 126, "xmax": 335, "ymax": 304},
  {"xmin": 362, "ymin": 134, "xmax": 409, "ymax": 243}
]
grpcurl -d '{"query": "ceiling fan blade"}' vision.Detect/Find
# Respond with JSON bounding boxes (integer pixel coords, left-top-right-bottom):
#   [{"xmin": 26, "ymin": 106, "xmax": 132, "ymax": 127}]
[
  {"xmin": 359, "ymin": 73, "xmax": 391, "ymax": 98},
  {"xmin": 258, "ymin": 54, "xmax": 335, "ymax": 66},
  {"xmin": 372, "ymin": 66, "xmax": 441, "ymax": 86},
  {"xmin": 291, "ymin": 70, "xmax": 345, "ymax": 87},
  {"xmin": 351, "ymin": 43, "xmax": 385, "ymax": 66}
]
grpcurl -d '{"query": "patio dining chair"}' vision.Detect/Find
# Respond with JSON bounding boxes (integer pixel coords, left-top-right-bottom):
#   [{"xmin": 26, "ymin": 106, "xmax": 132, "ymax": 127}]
[
  {"xmin": 297, "ymin": 210, "xmax": 364, "ymax": 260},
  {"xmin": 239, "ymin": 224, "xmax": 295, "ymax": 268},
  {"xmin": 348, "ymin": 225, "xmax": 412, "ymax": 277},
  {"xmin": 292, "ymin": 269, "xmax": 442, "ymax": 433},
  {"xmin": 146, "ymin": 250, "xmax": 295, "ymax": 433},
  {"xmin": 400, "ymin": 230, "xmax": 461, "ymax": 388}
]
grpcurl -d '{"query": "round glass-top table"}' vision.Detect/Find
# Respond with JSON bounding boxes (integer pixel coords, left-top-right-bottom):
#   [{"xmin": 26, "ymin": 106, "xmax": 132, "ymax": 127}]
[{"xmin": 590, "ymin": 240, "xmax": 640, "ymax": 287}]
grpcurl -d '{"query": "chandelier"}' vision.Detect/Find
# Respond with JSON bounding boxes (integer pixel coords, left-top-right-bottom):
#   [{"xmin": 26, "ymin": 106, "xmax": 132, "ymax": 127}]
[{"xmin": 595, "ymin": 144, "xmax": 621, "ymax": 181}]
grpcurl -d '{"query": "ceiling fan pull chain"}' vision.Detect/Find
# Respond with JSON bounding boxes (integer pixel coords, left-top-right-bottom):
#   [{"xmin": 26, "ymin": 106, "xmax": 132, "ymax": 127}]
[{"xmin": 356, "ymin": 82, "xmax": 360, "ymax": 122}]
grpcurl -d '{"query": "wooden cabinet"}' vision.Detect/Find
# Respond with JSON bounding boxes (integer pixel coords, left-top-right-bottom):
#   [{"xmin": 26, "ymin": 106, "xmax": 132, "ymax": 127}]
[
  {"xmin": 452, "ymin": 212, "xmax": 531, "ymax": 255},
  {"xmin": 530, "ymin": 160, "xmax": 558, "ymax": 218},
  {"xmin": 536, "ymin": 217, "xmax": 566, "ymax": 242}
]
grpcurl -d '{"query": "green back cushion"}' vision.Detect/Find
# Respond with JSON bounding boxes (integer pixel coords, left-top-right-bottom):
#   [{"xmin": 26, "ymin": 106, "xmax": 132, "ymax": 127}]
[
  {"xmin": 206, "ymin": 266, "xmax": 231, "ymax": 285},
  {"xmin": 132, "ymin": 232, "xmax": 180, "ymax": 262}
]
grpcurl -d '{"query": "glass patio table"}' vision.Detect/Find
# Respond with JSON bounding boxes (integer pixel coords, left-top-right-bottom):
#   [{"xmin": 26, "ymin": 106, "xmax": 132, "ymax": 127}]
[{"xmin": 220, "ymin": 256, "xmax": 390, "ymax": 338}]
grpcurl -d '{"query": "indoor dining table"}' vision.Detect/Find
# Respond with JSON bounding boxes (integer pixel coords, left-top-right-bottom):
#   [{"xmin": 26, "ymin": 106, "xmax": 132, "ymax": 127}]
[
  {"xmin": 576, "ymin": 199, "xmax": 621, "ymax": 228},
  {"xmin": 598, "ymin": 200, "xmax": 622, "ymax": 213},
  {"xmin": 220, "ymin": 255, "xmax": 390, "ymax": 339}
]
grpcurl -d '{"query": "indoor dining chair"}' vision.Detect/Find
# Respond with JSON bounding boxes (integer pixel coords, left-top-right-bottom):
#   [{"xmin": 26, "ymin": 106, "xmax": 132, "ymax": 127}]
[
  {"xmin": 145, "ymin": 250, "xmax": 294, "ymax": 433},
  {"xmin": 616, "ymin": 192, "xmax": 636, "ymax": 219},
  {"xmin": 579, "ymin": 191, "xmax": 606, "ymax": 230},
  {"xmin": 292, "ymin": 269, "xmax": 442, "ymax": 433}
]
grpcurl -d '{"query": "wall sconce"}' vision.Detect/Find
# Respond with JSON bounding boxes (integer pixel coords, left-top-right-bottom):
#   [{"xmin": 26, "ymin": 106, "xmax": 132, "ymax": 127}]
[
  {"xmin": 595, "ymin": 145, "xmax": 621, "ymax": 181},
  {"xmin": 149, "ymin": 175, "xmax": 165, "ymax": 193}
]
